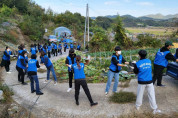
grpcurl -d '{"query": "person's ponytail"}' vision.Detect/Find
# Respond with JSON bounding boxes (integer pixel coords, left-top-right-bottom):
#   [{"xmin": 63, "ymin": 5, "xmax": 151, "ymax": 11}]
[{"xmin": 76, "ymin": 55, "xmax": 81, "ymax": 69}]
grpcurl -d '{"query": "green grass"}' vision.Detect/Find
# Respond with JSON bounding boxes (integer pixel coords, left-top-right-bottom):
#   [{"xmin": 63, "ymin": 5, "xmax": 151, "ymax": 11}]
[
  {"xmin": 109, "ymin": 91, "xmax": 136, "ymax": 104},
  {"xmin": 126, "ymin": 27, "xmax": 174, "ymax": 36}
]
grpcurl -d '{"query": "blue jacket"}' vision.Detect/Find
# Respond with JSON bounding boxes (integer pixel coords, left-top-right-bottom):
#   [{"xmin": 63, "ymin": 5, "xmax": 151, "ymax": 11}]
[
  {"xmin": 77, "ymin": 45, "xmax": 81, "ymax": 50},
  {"xmin": 42, "ymin": 55, "xmax": 52, "ymax": 68},
  {"xmin": 27, "ymin": 59, "xmax": 37, "ymax": 72},
  {"xmin": 54, "ymin": 44, "xmax": 57, "ymax": 49},
  {"xmin": 72, "ymin": 63, "xmax": 85, "ymax": 79},
  {"xmin": 16, "ymin": 55, "xmax": 26, "ymax": 69},
  {"xmin": 67, "ymin": 56, "xmax": 76, "ymax": 71},
  {"xmin": 70, "ymin": 44, "xmax": 73, "ymax": 49},
  {"xmin": 154, "ymin": 49, "xmax": 170, "ymax": 67},
  {"xmin": 136, "ymin": 59, "xmax": 153, "ymax": 84},
  {"xmin": 109, "ymin": 55, "xmax": 122, "ymax": 72},
  {"xmin": 42, "ymin": 48, "xmax": 47, "ymax": 54},
  {"xmin": 31, "ymin": 47, "xmax": 36, "ymax": 55},
  {"xmin": 2, "ymin": 50, "xmax": 11, "ymax": 61},
  {"xmin": 18, "ymin": 50, "xmax": 23, "ymax": 56},
  {"xmin": 58, "ymin": 44, "xmax": 62, "ymax": 49},
  {"xmin": 47, "ymin": 45, "xmax": 52, "ymax": 51}
]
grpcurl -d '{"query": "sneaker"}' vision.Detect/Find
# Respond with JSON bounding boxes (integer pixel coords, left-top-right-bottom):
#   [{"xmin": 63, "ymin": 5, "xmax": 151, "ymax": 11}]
[
  {"xmin": 136, "ymin": 106, "xmax": 140, "ymax": 110},
  {"xmin": 157, "ymin": 84, "xmax": 166, "ymax": 87},
  {"xmin": 36, "ymin": 92, "xmax": 44, "ymax": 95},
  {"xmin": 91, "ymin": 102, "xmax": 98, "ymax": 107},
  {"xmin": 31, "ymin": 90, "xmax": 36, "ymax": 93},
  {"xmin": 6, "ymin": 71, "xmax": 11, "ymax": 73},
  {"xmin": 105, "ymin": 92, "xmax": 108, "ymax": 95},
  {"xmin": 54, "ymin": 82, "xmax": 57, "ymax": 85},
  {"xmin": 44, "ymin": 80, "xmax": 48, "ymax": 83},
  {"xmin": 22, "ymin": 82, "xmax": 28, "ymax": 85},
  {"xmin": 67, "ymin": 88, "xmax": 72, "ymax": 92},
  {"xmin": 76, "ymin": 101, "xmax": 79, "ymax": 106},
  {"xmin": 153, "ymin": 109, "xmax": 161, "ymax": 114}
]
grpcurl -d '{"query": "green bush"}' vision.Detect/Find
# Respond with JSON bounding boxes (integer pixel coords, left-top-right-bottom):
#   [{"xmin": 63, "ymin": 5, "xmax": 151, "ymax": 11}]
[
  {"xmin": 0, "ymin": 5, "xmax": 12, "ymax": 17},
  {"xmin": 0, "ymin": 84, "xmax": 14, "ymax": 103},
  {"xmin": 109, "ymin": 91, "xmax": 136, "ymax": 104},
  {"xmin": 19, "ymin": 15, "xmax": 45, "ymax": 41},
  {"xmin": 3, "ymin": 34, "xmax": 17, "ymax": 44}
]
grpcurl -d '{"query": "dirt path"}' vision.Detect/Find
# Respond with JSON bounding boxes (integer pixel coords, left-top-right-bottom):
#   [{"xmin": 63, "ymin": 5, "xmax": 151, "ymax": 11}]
[{"xmin": 2, "ymin": 50, "xmax": 178, "ymax": 118}]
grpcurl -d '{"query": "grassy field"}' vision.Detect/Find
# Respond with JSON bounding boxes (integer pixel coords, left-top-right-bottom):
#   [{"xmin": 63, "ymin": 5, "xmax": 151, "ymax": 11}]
[{"xmin": 126, "ymin": 27, "xmax": 176, "ymax": 36}]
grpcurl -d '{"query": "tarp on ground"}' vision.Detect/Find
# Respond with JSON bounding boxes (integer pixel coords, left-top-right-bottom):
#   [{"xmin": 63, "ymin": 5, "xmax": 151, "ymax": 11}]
[{"xmin": 62, "ymin": 39, "xmax": 73, "ymax": 43}]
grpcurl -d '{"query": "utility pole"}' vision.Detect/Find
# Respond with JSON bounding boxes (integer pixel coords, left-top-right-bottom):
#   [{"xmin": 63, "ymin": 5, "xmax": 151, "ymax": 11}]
[{"xmin": 84, "ymin": 3, "xmax": 89, "ymax": 49}]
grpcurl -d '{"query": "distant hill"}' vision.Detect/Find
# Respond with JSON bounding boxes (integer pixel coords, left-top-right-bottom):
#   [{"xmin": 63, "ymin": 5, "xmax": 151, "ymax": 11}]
[
  {"xmin": 91, "ymin": 13, "xmax": 178, "ymax": 20},
  {"xmin": 140, "ymin": 13, "xmax": 178, "ymax": 20}
]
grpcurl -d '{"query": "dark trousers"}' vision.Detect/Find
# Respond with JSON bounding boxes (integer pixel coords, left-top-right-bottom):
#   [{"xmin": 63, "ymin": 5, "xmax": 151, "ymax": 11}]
[
  {"xmin": 68, "ymin": 71, "xmax": 73, "ymax": 88},
  {"xmin": 16, "ymin": 66, "xmax": 25, "ymax": 83},
  {"xmin": 54, "ymin": 49, "xmax": 57, "ymax": 56},
  {"xmin": 58, "ymin": 49, "xmax": 62, "ymax": 55},
  {"xmin": 4, "ymin": 60, "xmax": 10, "ymax": 72},
  {"xmin": 29, "ymin": 75, "xmax": 40, "ymax": 93},
  {"xmin": 153, "ymin": 64, "xmax": 165, "ymax": 85},
  {"xmin": 75, "ymin": 79, "xmax": 93, "ymax": 103},
  {"xmin": 48, "ymin": 51, "xmax": 51, "ymax": 58},
  {"xmin": 64, "ymin": 47, "xmax": 66, "ymax": 52}
]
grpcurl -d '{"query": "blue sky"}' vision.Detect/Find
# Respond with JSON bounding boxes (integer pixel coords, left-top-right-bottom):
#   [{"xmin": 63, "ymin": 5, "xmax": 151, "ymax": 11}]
[{"xmin": 33, "ymin": 0, "xmax": 178, "ymax": 17}]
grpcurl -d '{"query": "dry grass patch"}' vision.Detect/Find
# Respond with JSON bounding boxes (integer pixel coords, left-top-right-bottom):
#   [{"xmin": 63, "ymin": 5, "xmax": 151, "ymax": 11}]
[{"xmin": 109, "ymin": 91, "xmax": 136, "ymax": 104}]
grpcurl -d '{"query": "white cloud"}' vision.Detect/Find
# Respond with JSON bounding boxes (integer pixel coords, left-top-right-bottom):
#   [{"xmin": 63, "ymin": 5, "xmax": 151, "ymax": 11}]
[
  {"xmin": 104, "ymin": 1, "xmax": 120, "ymax": 5},
  {"xmin": 136, "ymin": 2, "xmax": 154, "ymax": 6}
]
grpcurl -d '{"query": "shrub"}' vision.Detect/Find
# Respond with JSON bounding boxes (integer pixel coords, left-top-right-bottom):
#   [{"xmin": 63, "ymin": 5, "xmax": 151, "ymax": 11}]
[
  {"xmin": 0, "ymin": 84, "xmax": 14, "ymax": 103},
  {"xmin": 109, "ymin": 91, "xmax": 136, "ymax": 104},
  {"xmin": 0, "ymin": 5, "xmax": 12, "ymax": 17}
]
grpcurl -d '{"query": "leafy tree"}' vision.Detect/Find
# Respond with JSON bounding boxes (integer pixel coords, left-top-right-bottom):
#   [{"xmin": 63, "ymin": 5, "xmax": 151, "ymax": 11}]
[{"xmin": 114, "ymin": 16, "xmax": 132, "ymax": 47}]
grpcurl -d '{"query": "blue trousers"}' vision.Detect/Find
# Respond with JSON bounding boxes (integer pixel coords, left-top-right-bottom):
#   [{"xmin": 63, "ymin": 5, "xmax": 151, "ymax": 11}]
[{"xmin": 29, "ymin": 75, "xmax": 41, "ymax": 93}]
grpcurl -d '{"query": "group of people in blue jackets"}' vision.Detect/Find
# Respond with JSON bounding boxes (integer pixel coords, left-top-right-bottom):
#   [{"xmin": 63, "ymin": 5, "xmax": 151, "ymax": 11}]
[{"xmin": 1, "ymin": 40, "xmax": 177, "ymax": 109}]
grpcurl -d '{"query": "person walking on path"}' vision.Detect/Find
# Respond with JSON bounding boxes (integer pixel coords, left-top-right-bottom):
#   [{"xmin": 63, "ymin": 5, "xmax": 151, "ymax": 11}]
[
  {"xmin": 16, "ymin": 51, "xmax": 28, "ymax": 85},
  {"xmin": 27, "ymin": 54, "xmax": 43, "ymax": 95},
  {"xmin": 153, "ymin": 41, "xmax": 178, "ymax": 87},
  {"xmin": 133, "ymin": 50, "xmax": 161, "ymax": 114},
  {"xmin": 53, "ymin": 42, "xmax": 58, "ymax": 56},
  {"xmin": 47, "ymin": 43, "xmax": 52, "ymax": 58},
  {"xmin": 58, "ymin": 42, "xmax": 62, "ymax": 55},
  {"xmin": 77, "ymin": 44, "xmax": 81, "ymax": 51},
  {"xmin": 64, "ymin": 43, "xmax": 68, "ymax": 53},
  {"xmin": 105, "ymin": 46, "xmax": 129, "ymax": 95},
  {"xmin": 1, "ymin": 46, "xmax": 12, "ymax": 73},
  {"xmin": 30, "ymin": 44, "xmax": 37, "ymax": 55},
  {"xmin": 40, "ymin": 51, "xmax": 57, "ymax": 85},
  {"xmin": 65, "ymin": 49, "xmax": 76, "ymax": 92},
  {"xmin": 72, "ymin": 55, "xmax": 98, "ymax": 106}
]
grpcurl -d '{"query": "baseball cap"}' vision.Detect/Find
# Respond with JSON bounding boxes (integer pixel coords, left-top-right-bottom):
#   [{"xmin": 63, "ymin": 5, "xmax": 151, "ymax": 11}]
[{"xmin": 165, "ymin": 41, "xmax": 174, "ymax": 46}]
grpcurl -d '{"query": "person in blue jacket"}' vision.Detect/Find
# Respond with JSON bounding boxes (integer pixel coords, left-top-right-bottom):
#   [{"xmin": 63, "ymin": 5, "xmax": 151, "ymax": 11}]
[
  {"xmin": 58, "ymin": 42, "xmax": 62, "ymax": 55},
  {"xmin": 77, "ymin": 44, "xmax": 81, "ymax": 51},
  {"xmin": 47, "ymin": 43, "xmax": 52, "ymax": 58},
  {"xmin": 65, "ymin": 49, "xmax": 76, "ymax": 92},
  {"xmin": 174, "ymin": 48, "xmax": 178, "ymax": 59},
  {"xmin": 53, "ymin": 42, "xmax": 58, "ymax": 56},
  {"xmin": 133, "ymin": 50, "xmax": 161, "ymax": 114},
  {"xmin": 18, "ymin": 45, "xmax": 24, "ymax": 57},
  {"xmin": 153, "ymin": 41, "xmax": 178, "ymax": 87},
  {"xmin": 40, "ymin": 51, "xmax": 57, "ymax": 85},
  {"xmin": 30, "ymin": 44, "xmax": 37, "ymax": 55},
  {"xmin": 42, "ymin": 45, "xmax": 47, "ymax": 54},
  {"xmin": 16, "ymin": 51, "xmax": 28, "ymax": 85},
  {"xmin": 64, "ymin": 43, "xmax": 67, "ymax": 52},
  {"xmin": 105, "ymin": 46, "xmax": 129, "ymax": 95},
  {"xmin": 1, "ymin": 46, "xmax": 12, "ymax": 73},
  {"xmin": 72, "ymin": 55, "xmax": 98, "ymax": 106},
  {"xmin": 70, "ymin": 43, "xmax": 74, "ymax": 49},
  {"xmin": 27, "ymin": 54, "xmax": 43, "ymax": 95}
]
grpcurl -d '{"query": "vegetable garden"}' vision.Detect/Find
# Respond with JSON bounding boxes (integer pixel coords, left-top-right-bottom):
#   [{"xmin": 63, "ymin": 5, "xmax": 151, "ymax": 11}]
[{"xmin": 53, "ymin": 48, "xmax": 176, "ymax": 83}]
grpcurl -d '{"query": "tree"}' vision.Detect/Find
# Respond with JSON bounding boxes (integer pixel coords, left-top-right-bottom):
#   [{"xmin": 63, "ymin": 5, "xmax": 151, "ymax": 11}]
[{"xmin": 114, "ymin": 16, "xmax": 132, "ymax": 47}]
